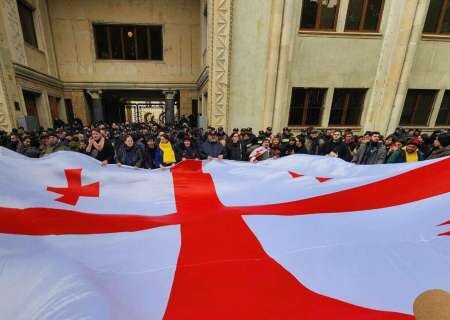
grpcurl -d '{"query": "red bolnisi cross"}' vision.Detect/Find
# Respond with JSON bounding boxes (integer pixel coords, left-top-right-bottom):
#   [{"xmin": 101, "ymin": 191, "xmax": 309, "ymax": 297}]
[{"xmin": 1, "ymin": 158, "xmax": 449, "ymax": 319}]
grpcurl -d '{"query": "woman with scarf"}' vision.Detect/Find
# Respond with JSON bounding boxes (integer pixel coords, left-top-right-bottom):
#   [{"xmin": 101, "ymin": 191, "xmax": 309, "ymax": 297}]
[
  {"xmin": 116, "ymin": 135, "xmax": 144, "ymax": 168},
  {"xmin": 155, "ymin": 134, "xmax": 177, "ymax": 168}
]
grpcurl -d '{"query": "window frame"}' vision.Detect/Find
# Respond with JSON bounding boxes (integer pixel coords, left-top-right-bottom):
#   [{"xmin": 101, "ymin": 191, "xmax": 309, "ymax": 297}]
[
  {"xmin": 17, "ymin": 0, "xmax": 38, "ymax": 48},
  {"xmin": 92, "ymin": 23, "xmax": 164, "ymax": 61},
  {"xmin": 423, "ymin": 0, "xmax": 450, "ymax": 35},
  {"xmin": 299, "ymin": 0, "xmax": 341, "ymax": 32},
  {"xmin": 399, "ymin": 89, "xmax": 438, "ymax": 126},
  {"xmin": 329, "ymin": 88, "xmax": 367, "ymax": 126},
  {"xmin": 288, "ymin": 88, "xmax": 327, "ymax": 126},
  {"xmin": 344, "ymin": 0, "xmax": 385, "ymax": 33}
]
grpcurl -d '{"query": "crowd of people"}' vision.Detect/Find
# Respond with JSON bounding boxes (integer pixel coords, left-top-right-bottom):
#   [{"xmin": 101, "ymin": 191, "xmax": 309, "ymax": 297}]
[{"xmin": 0, "ymin": 117, "xmax": 449, "ymax": 169}]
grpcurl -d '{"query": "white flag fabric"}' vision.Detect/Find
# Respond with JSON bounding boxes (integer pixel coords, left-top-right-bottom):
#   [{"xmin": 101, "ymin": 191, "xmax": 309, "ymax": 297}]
[{"xmin": 0, "ymin": 146, "xmax": 449, "ymax": 320}]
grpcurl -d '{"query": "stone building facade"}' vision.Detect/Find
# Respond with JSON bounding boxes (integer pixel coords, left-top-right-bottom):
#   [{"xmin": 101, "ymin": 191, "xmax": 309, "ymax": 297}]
[{"xmin": 0, "ymin": 0, "xmax": 449, "ymax": 134}]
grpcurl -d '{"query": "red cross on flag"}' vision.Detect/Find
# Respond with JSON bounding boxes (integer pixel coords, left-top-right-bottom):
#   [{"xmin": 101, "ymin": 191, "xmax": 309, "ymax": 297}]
[{"xmin": 0, "ymin": 147, "xmax": 449, "ymax": 319}]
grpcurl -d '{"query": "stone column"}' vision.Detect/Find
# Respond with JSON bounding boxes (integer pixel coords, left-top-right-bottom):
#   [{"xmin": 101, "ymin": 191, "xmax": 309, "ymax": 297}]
[
  {"xmin": 387, "ymin": 0, "xmax": 430, "ymax": 133},
  {"xmin": 37, "ymin": 91, "xmax": 53, "ymax": 129},
  {"xmin": 208, "ymin": 0, "xmax": 233, "ymax": 130},
  {"xmin": 271, "ymin": 0, "xmax": 301, "ymax": 132},
  {"xmin": 363, "ymin": 0, "xmax": 429, "ymax": 134},
  {"xmin": 163, "ymin": 90, "xmax": 177, "ymax": 126},
  {"xmin": 87, "ymin": 90, "xmax": 104, "ymax": 123},
  {"xmin": 57, "ymin": 98, "xmax": 68, "ymax": 123},
  {"xmin": 0, "ymin": 54, "xmax": 13, "ymax": 131},
  {"xmin": 428, "ymin": 89, "xmax": 445, "ymax": 128},
  {"xmin": 70, "ymin": 90, "xmax": 91, "ymax": 125},
  {"xmin": 320, "ymin": 88, "xmax": 335, "ymax": 128},
  {"xmin": 262, "ymin": 0, "xmax": 285, "ymax": 129}
]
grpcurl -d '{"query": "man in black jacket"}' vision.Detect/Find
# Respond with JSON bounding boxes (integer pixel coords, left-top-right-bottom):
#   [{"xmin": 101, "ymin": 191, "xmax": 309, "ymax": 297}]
[
  {"xmin": 320, "ymin": 130, "xmax": 352, "ymax": 161},
  {"xmin": 200, "ymin": 132, "xmax": 224, "ymax": 160},
  {"xmin": 225, "ymin": 132, "xmax": 246, "ymax": 161}
]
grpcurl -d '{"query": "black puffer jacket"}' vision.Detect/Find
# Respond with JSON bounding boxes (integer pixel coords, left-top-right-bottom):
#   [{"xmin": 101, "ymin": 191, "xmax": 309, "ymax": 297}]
[
  {"xmin": 225, "ymin": 142, "xmax": 246, "ymax": 161},
  {"xmin": 116, "ymin": 145, "xmax": 144, "ymax": 167}
]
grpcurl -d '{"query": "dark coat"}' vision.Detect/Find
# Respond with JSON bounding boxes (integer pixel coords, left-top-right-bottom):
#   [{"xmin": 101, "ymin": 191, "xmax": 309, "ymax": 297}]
[
  {"xmin": 426, "ymin": 146, "xmax": 450, "ymax": 160},
  {"xmin": 20, "ymin": 146, "xmax": 40, "ymax": 158},
  {"xmin": 320, "ymin": 139, "xmax": 352, "ymax": 161},
  {"xmin": 143, "ymin": 146, "xmax": 157, "ymax": 169},
  {"xmin": 200, "ymin": 141, "xmax": 224, "ymax": 159},
  {"xmin": 116, "ymin": 145, "xmax": 144, "ymax": 167},
  {"xmin": 352, "ymin": 142, "xmax": 386, "ymax": 164},
  {"xmin": 96, "ymin": 139, "xmax": 115, "ymax": 164},
  {"xmin": 304, "ymin": 137, "xmax": 322, "ymax": 155},
  {"xmin": 176, "ymin": 145, "xmax": 200, "ymax": 161},
  {"xmin": 225, "ymin": 142, "xmax": 246, "ymax": 161}
]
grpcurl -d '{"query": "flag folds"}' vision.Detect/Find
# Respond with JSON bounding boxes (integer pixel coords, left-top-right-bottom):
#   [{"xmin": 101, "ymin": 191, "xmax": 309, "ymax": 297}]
[{"xmin": 0, "ymin": 147, "xmax": 449, "ymax": 319}]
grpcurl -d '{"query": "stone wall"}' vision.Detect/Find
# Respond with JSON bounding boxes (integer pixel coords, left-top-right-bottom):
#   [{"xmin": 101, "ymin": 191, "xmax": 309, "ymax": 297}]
[{"xmin": 47, "ymin": 0, "xmax": 201, "ymax": 85}]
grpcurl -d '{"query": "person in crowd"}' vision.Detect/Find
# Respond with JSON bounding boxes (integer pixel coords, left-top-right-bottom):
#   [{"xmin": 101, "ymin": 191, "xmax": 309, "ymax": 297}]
[
  {"xmin": 281, "ymin": 137, "xmax": 300, "ymax": 156},
  {"xmin": 256, "ymin": 131, "xmax": 266, "ymax": 145},
  {"xmin": 53, "ymin": 118, "xmax": 65, "ymax": 129},
  {"xmin": 6, "ymin": 134, "xmax": 22, "ymax": 153},
  {"xmin": 352, "ymin": 131, "xmax": 386, "ymax": 164},
  {"xmin": 143, "ymin": 136, "xmax": 157, "ymax": 169},
  {"xmin": 154, "ymin": 134, "xmax": 177, "ymax": 168},
  {"xmin": 176, "ymin": 137, "xmax": 200, "ymax": 161},
  {"xmin": 427, "ymin": 134, "xmax": 450, "ymax": 159},
  {"xmin": 249, "ymin": 138, "xmax": 271, "ymax": 162},
  {"xmin": 385, "ymin": 139, "xmax": 401, "ymax": 163},
  {"xmin": 304, "ymin": 130, "xmax": 322, "ymax": 155},
  {"xmin": 320, "ymin": 130, "xmax": 352, "ymax": 161},
  {"xmin": 20, "ymin": 136, "xmax": 40, "ymax": 158},
  {"xmin": 418, "ymin": 134, "xmax": 432, "ymax": 158},
  {"xmin": 387, "ymin": 138, "xmax": 424, "ymax": 163},
  {"xmin": 225, "ymin": 132, "xmax": 246, "ymax": 161},
  {"xmin": 295, "ymin": 137, "xmax": 309, "ymax": 154},
  {"xmin": 68, "ymin": 135, "xmax": 81, "ymax": 152},
  {"xmin": 116, "ymin": 135, "xmax": 144, "ymax": 168},
  {"xmin": 281, "ymin": 127, "xmax": 292, "ymax": 145},
  {"xmin": 344, "ymin": 132, "xmax": 358, "ymax": 155},
  {"xmin": 270, "ymin": 136, "xmax": 282, "ymax": 159},
  {"xmin": 40, "ymin": 132, "xmax": 69, "ymax": 157},
  {"xmin": 85, "ymin": 128, "xmax": 115, "ymax": 165},
  {"xmin": 1, "ymin": 118, "xmax": 447, "ymax": 166},
  {"xmin": 247, "ymin": 127, "xmax": 256, "ymax": 141},
  {"xmin": 200, "ymin": 132, "xmax": 224, "ymax": 160}
]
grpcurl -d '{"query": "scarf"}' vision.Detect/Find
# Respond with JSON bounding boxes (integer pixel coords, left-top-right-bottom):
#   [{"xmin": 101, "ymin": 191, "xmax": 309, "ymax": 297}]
[
  {"xmin": 405, "ymin": 150, "xmax": 419, "ymax": 162},
  {"xmin": 159, "ymin": 142, "xmax": 176, "ymax": 164}
]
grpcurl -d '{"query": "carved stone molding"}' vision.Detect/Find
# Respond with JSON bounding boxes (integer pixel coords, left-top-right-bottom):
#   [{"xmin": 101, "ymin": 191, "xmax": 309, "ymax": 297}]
[
  {"xmin": 208, "ymin": 0, "xmax": 233, "ymax": 129},
  {"xmin": 1, "ymin": 0, "xmax": 26, "ymax": 65},
  {"xmin": 0, "ymin": 54, "xmax": 13, "ymax": 132}
]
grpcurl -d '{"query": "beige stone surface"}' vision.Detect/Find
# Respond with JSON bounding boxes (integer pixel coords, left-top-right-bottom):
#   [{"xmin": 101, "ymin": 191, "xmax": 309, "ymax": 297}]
[
  {"xmin": 47, "ymin": 0, "xmax": 200, "ymax": 85},
  {"xmin": 228, "ymin": 0, "xmax": 272, "ymax": 130},
  {"xmin": 410, "ymin": 40, "xmax": 450, "ymax": 89},
  {"xmin": 68, "ymin": 89, "xmax": 90, "ymax": 125},
  {"xmin": 179, "ymin": 88, "xmax": 198, "ymax": 116}
]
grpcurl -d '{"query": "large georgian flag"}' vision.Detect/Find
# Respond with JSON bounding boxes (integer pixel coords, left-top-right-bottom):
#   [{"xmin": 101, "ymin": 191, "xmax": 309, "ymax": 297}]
[{"xmin": 0, "ymin": 146, "xmax": 449, "ymax": 320}]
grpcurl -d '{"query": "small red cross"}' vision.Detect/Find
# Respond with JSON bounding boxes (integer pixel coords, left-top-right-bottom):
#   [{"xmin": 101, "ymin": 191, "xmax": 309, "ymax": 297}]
[
  {"xmin": 1, "ymin": 158, "xmax": 449, "ymax": 319},
  {"xmin": 47, "ymin": 169, "xmax": 99, "ymax": 206}
]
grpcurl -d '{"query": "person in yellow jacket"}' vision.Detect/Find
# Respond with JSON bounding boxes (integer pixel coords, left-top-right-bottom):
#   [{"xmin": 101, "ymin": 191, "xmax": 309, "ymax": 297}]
[
  {"xmin": 154, "ymin": 134, "xmax": 177, "ymax": 168},
  {"xmin": 386, "ymin": 138, "xmax": 424, "ymax": 163}
]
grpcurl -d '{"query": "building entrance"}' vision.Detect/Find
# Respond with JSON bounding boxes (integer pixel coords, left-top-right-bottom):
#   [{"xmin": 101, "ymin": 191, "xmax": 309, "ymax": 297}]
[{"xmin": 100, "ymin": 89, "xmax": 179, "ymax": 124}]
